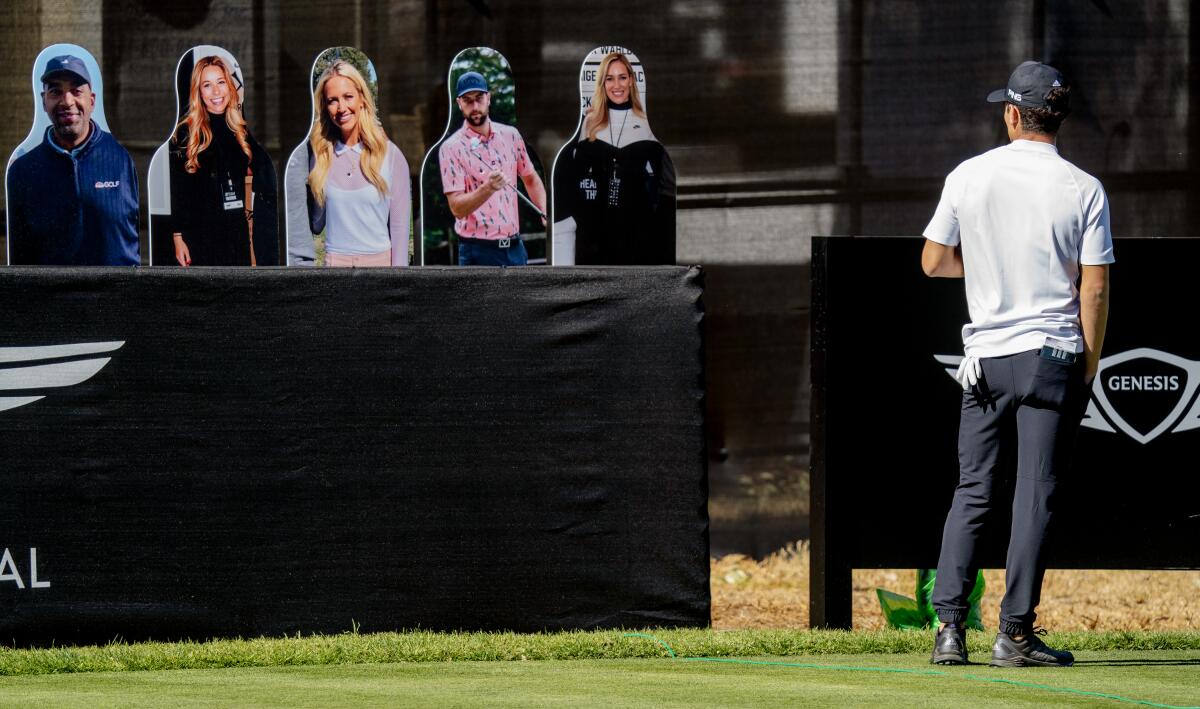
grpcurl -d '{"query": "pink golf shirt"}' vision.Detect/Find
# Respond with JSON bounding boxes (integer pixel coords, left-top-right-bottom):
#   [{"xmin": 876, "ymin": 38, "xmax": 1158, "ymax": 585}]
[{"xmin": 439, "ymin": 120, "xmax": 533, "ymax": 239}]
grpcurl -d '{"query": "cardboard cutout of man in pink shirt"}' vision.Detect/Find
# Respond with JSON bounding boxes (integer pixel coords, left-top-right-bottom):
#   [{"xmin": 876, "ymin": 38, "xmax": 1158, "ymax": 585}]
[{"xmin": 438, "ymin": 69, "xmax": 547, "ymax": 266}]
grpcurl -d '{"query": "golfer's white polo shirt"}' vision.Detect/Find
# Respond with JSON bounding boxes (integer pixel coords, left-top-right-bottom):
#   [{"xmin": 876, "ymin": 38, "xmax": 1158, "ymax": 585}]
[{"xmin": 924, "ymin": 139, "xmax": 1114, "ymax": 357}]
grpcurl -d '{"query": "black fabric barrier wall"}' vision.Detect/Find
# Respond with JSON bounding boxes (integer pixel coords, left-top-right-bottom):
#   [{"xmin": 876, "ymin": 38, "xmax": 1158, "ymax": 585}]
[
  {"xmin": 811, "ymin": 237, "xmax": 1200, "ymax": 628},
  {"xmin": 0, "ymin": 267, "xmax": 708, "ymax": 646}
]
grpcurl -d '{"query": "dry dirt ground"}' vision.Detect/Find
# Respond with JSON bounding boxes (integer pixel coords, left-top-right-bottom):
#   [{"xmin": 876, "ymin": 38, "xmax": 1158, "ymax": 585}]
[{"xmin": 711, "ymin": 542, "xmax": 1200, "ymax": 630}]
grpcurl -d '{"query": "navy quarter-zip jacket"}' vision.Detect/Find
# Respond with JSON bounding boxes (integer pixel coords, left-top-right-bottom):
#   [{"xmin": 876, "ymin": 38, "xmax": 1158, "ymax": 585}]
[{"xmin": 6, "ymin": 123, "xmax": 139, "ymax": 265}]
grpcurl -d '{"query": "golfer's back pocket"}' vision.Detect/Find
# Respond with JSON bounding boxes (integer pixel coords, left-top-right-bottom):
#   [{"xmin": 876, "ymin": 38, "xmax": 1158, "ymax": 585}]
[{"xmin": 1025, "ymin": 351, "xmax": 1076, "ymax": 411}]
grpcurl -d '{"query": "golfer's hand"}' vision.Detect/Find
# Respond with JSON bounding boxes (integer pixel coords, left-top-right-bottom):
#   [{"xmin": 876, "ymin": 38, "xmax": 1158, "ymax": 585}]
[
  {"xmin": 173, "ymin": 234, "xmax": 192, "ymax": 267},
  {"xmin": 955, "ymin": 355, "xmax": 982, "ymax": 391},
  {"xmin": 486, "ymin": 171, "xmax": 506, "ymax": 194}
]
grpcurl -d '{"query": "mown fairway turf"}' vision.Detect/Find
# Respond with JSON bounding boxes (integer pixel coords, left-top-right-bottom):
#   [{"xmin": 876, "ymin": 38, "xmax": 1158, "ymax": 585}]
[{"xmin": 0, "ymin": 652, "xmax": 1196, "ymax": 708}]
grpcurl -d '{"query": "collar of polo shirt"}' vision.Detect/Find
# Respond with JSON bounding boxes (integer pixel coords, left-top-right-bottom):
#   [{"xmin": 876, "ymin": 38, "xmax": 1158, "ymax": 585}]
[
  {"xmin": 464, "ymin": 121, "xmax": 493, "ymax": 142},
  {"xmin": 1009, "ymin": 139, "xmax": 1058, "ymax": 154}
]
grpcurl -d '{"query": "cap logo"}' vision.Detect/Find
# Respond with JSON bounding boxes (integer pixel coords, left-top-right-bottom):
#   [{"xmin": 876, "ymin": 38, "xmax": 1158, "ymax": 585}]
[
  {"xmin": 1052, "ymin": 79, "xmax": 1061, "ymax": 87},
  {"xmin": 61, "ymin": 59, "xmax": 69, "ymax": 65},
  {"xmin": 1007, "ymin": 88, "xmax": 1022, "ymax": 102}
]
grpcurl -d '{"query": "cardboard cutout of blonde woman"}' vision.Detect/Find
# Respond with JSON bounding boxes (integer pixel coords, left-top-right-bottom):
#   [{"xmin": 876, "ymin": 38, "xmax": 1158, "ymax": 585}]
[
  {"xmin": 147, "ymin": 46, "xmax": 277, "ymax": 266},
  {"xmin": 420, "ymin": 47, "xmax": 548, "ymax": 266},
  {"xmin": 551, "ymin": 47, "xmax": 676, "ymax": 265},
  {"xmin": 284, "ymin": 47, "xmax": 410, "ymax": 267},
  {"xmin": 5, "ymin": 44, "xmax": 139, "ymax": 266}
]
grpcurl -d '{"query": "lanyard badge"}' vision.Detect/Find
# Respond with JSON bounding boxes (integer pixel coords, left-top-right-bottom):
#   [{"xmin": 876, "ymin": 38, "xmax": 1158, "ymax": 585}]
[
  {"xmin": 607, "ymin": 160, "xmax": 621, "ymax": 207},
  {"xmin": 222, "ymin": 177, "xmax": 244, "ymax": 211}
]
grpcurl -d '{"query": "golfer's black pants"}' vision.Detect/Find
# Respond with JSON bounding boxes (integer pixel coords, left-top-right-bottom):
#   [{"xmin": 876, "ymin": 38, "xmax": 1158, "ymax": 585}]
[{"xmin": 932, "ymin": 349, "xmax": 1087, "ymax": 635}]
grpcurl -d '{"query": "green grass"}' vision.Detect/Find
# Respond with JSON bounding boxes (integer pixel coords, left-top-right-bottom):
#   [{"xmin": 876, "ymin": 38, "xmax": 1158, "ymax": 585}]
[
  {"xmin": 2, "ymin": 629, "xmax": 1199, "ymax": 676},
  {"xmin": 0, "ymin": 652, "xmax": 1196, "ymax": 708}
]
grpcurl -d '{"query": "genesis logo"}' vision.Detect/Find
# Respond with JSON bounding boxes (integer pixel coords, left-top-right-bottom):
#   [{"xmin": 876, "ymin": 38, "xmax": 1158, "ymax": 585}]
[
  {"xmin": 935, "ymin": 348, "xmax": 1200, "ymax": 445},
  {"xmin": 0, "ymin": 341, "xmax": 124, "ymax": 413}
]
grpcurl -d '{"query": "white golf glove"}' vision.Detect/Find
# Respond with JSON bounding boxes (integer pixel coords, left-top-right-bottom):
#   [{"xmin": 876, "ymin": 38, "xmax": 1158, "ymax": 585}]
[{"xmin": 955, "ymin": 355, "xmax": 982, "ymax": 391}]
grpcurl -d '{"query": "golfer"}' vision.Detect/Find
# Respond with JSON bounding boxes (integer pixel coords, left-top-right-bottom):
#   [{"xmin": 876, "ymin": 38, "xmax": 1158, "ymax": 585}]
[
  {"xmin": 438, "ymin": 71, "xmax": 546, "ymax": 266},
  {"xmin": 921, "ymin": 61, "xmax": 1113, "ymax": 667}
]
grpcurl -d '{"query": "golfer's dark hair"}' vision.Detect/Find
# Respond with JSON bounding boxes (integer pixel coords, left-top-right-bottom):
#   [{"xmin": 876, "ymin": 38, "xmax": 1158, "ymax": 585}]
[{"xmin": 1018, "ymin": 85, "xmax": 1071, "ymax": 135}]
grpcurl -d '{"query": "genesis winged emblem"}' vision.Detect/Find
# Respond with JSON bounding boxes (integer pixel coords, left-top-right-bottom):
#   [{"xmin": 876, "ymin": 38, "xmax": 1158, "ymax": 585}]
[{"xmin": 0, "ymin": 341, "xmax": 125, "ymax": 413}]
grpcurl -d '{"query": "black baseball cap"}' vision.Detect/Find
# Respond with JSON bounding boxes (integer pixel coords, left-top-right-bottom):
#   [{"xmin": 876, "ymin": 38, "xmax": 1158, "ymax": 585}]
[
  {"xmin": 41, "ymin": 55, "xmax": 92, "ymax": 87},
  {"xmin": 455, "ymin": 71, "xmax": 488, "ymax": 97},
  {"xmin": 987, "ymin": 61, "xmax": 1065, "ymax": 109}
]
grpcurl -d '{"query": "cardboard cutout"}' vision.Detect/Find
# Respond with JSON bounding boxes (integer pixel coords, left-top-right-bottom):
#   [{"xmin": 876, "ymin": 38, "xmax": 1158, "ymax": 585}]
[
  {"xmin": 5, "ymin": 44, "xmax": 139, "ymax": 266},
  {"xmin": 419, "ymin": 47, "xmax": 548, "ymax": 266},
  {"xmin": 550, "ymin": 47, "xmax": 676, "ymax": 265},
  {"xmin": 285, "ymin": 47, "xmax": 411, "ymax": 267},
  {"xmin": 147, "ymin": 46, "xmax": 278, "ymax": 266}
]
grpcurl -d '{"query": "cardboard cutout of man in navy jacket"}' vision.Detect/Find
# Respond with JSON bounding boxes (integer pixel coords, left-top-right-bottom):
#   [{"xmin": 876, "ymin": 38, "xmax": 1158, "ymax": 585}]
[{"xmin": 7, "ymin": 54, "xmax": 139, "ymax": 266}]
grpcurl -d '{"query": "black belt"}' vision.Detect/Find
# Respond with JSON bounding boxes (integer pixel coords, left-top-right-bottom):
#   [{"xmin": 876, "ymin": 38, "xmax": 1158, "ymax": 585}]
[{"xmin": 458, "ymin": 235, "xmax": 520, "ymax": 249}]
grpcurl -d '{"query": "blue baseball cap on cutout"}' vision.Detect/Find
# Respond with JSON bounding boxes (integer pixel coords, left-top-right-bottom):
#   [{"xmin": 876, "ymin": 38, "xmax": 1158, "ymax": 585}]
[
  {"xmin": 41, "ymin": 55, "xmax": 92, "ymax": 87},
  {"xmin": 455, "ymin": 71, "xmax": 488, "ymax": 97}
]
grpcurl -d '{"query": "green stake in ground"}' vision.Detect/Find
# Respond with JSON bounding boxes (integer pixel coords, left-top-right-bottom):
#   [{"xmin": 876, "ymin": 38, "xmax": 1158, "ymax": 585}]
[{"xmin": 878, "ymin": 569, "xmax": 986, "ymax": 631}]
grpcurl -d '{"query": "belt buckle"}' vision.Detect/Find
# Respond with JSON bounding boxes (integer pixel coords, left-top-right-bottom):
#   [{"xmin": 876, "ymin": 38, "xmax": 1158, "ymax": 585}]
[{"xmin": 497, "ymin": 238, "xmax": 511, "ymax": 248}]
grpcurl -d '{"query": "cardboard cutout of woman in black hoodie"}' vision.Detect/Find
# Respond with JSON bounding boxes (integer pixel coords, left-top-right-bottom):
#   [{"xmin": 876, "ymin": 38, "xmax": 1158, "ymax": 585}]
[{"xmin": 551, "ymin": 47, "xmax": 675, "ymax": 265}]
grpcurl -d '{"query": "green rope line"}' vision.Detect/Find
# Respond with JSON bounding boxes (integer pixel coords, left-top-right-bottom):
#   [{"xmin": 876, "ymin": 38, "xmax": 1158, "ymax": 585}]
[
  {"xmin": 959, "ymin": 674, "xmax": 1197, "ymax": 709},
  {"xmin": 621, "ymin": 633, "xmax": 675, "ymax": 658},
  {"xmin": 622, "ymin": 634, "xmax": 1198, "ymax": 709}
]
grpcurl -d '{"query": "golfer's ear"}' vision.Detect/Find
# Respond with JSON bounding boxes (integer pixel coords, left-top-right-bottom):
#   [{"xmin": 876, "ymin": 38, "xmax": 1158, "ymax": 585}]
[{"xmin": 1004, "ymin": 103, "xmax": 1020, "ymax": 130}]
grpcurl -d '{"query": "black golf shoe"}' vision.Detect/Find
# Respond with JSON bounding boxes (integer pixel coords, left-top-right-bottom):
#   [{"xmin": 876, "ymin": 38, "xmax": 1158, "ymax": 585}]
[
  {"xmin": 930, "ymin": 624, "xmax": 967, "ymax": 665},
  {"xmin": 989, "ymin": 631, "xmax": 1074, "ymax": 667}
]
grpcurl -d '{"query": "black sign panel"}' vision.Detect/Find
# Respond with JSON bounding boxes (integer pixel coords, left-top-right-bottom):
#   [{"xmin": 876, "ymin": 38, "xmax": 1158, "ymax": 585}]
[
  {"xmin": 0, "ymin": 266, "xmax": 708, "ymax": 646},
  {"xmin": 811, "ymin": 237, "xmax": 1200, "ymax": 625}
]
